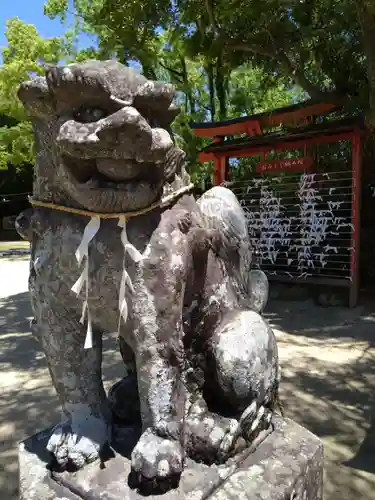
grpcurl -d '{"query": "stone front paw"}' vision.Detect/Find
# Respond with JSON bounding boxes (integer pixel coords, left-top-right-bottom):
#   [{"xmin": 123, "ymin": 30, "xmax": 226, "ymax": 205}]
[
  {"xmin": 47, "ymin": 413, "xmax": 110, "ymax": 469},
  {"xmin": 131, "ymin": 428, "xmax": 183, "ymax": 481}
]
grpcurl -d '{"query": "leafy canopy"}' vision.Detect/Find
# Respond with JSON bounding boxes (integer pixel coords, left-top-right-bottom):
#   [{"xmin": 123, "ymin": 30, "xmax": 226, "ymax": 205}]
[
  {"xmin": 0, "ymin": 17, "xmax": 75, "ymax": 170},
  {"xmin": 43, "ymin": 0, "xmax": 302, "ymax": 182}
]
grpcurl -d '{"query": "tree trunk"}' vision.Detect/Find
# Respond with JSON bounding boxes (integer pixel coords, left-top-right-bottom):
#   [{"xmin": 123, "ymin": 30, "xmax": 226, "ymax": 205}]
[
  {"xmin": 356, "ymin": 0, "xmax": 375, "ymax": 130},
  {"xmin": 215, "ymin": 55, "xmax": 227, "ymax": 120},
  {"xmin": 136, "ymin": 51, "xmax": 157, "ymax": 80},
  {"xmin": 207, "ymin": 63, "xmax": 216, "ymax": 121},
  {"xmin": 141, "ymin": 62, "xmax": 157, "ymax": 81},
  {"xmin": 180, "ymin": 56, "xmax": 195, "ymax": 114}
]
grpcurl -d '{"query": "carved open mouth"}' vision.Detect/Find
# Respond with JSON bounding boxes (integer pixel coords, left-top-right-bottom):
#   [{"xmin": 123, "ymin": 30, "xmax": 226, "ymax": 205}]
[
  {"xmin": 58, "ymin": 144, "xmax": 184, "ymax": 213},
  {"xmin": 63, "ymin": 155, "xmax": 163, "ymax": 191}
]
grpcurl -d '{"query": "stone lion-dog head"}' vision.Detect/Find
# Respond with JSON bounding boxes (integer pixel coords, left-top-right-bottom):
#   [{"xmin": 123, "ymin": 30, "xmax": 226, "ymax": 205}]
[{"xmin": 18, "ymin": 60, "xmax": 189, "ymax": 215}]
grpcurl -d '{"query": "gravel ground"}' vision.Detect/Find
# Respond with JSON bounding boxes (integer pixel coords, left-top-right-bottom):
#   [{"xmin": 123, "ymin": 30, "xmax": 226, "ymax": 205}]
[{"xmin": 1, "ymin": 257, "xmax": 375, "ymax": 499}]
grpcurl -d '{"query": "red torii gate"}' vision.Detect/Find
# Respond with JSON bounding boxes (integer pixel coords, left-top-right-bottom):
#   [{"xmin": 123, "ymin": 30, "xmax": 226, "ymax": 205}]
[
  {"xmin": 191, "ymin": 101, "xmax": 345, "ymax": 183},
  {"xmin": 190, "ymin": 100, "xmax": 365, "ymax": 307}
]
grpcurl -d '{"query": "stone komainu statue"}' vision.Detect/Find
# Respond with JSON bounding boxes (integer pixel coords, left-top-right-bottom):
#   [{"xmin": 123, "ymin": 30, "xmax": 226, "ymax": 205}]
[{"xmin": 16, "ymin": 60, "xmax": 279, "ymax": 485}]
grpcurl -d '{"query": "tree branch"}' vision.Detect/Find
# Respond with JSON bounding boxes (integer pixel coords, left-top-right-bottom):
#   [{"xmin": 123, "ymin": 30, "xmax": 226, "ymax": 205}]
[
  {"xmin": 204, "ymin": 0, "xmax": 219, "ymax": 32},
  {"xmin": 275, "ymin": 50, "xmax": 327, "ymax": 101},
  {"xmin": 159, "ymin": 62, "xmax": 184, "ymax": 83},
  {"xmin": 229, "ymin": 42, "xmax": 276, "ymax": 59},
  {"xmin": 228, "ymin": 41, "xmax": 346, "ymax": 104}
]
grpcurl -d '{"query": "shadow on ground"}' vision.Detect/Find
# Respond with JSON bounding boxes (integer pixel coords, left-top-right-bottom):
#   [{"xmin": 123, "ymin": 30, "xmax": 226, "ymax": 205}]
[
  {"xmin": 1, "ymin": 284, "xmax": 375, "ymax": 500},
  {"xmin": 264, "ymin": 296, "xmax": 375, "ymax": 500},
  {"xmin": 0, "ymin": 291, "xmax": 123, "ymax": 499},
  {"xmin": 0, "ymin": 254, "xmax": 30, "ymax": 262}
]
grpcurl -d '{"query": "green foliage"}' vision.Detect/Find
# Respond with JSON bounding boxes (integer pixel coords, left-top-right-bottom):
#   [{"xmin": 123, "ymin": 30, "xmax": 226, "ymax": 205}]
[
  {"xmin": 0, "ymin": 18, "xmax": 73, "ymax": 171},
  {"xmin": 228, "ymin": 65, "xmax": 303, "ymax": 117},
  {"xmin": 7, "ymin": 0, "xmax": 369, "ymax": 187},
  {"xmin": 46, "ymin": 0, "xmax": 369, "ymax": 114},
  {"xmin": 43, "ymin": 0, "xmax": 303, "ymax": 184},
  {"xmin": 44, "ymin": 0, "xmax": 171, "ymax": 74},
  {"xmin": 0, "ymin": 121, "xmax": 34, "ymax": 170},
  {"xmin": 0, "ymin": 18, "xmax": 72, "ymax": 118}
]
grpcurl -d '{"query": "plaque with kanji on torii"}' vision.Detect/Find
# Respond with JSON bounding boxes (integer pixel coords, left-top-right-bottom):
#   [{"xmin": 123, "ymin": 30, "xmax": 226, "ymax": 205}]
[{"xmin": 256, "ymin": 156, "xmax": 313, "ymax": 173}]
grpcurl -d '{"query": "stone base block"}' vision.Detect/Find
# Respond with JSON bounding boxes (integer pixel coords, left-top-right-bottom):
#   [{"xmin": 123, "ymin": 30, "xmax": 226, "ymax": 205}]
[{"xmin": 19, "ymin": 416, "xmax": 323, "ymax": 500}]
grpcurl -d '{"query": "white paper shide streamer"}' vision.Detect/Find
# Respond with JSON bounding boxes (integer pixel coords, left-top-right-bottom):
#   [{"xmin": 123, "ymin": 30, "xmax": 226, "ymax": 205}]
[
  {"xmin": 70, "ymin": 214, "xmax": 143, "ymax": 350},
  {"xmin": 71, "ymin": 216, "xmax": 101, "ymax": 349},
  {"xmin": 118, "ymin": 215, "xmax": 143, "ymax": 326}
]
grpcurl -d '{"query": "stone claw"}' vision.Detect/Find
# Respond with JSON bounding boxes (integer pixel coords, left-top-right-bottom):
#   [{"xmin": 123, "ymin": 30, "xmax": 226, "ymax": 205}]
[
  {"xmin": 217, "ymin": 419, "xmax": 241, "ymax": 460},
  {"xmin": 216, "ymin": 402, "xmax": 273, "ymax": 462},
  {"xmin": 46, "ymin": 414, "xmax": 110, "ymax": 470},
  {"xmin": 239, "ymin": 401, "xmax": 258, "ymax": 429},
  {"xmin": 131, "ymin": 428, "xmax": 184, "ymax": 482},
  {"xmin": 238, "ymin": 402, "xmax": 272, "ymax": 442}
]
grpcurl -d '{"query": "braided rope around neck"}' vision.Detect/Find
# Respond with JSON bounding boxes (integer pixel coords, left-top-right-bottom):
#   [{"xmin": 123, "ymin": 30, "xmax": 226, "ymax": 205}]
[
  {"xmin": 29, "ymin": 183, "xmax": 195, "ymax": 220},
  {"xmin": 29, "ymin": 182, "xmax": 194, "ymax": 349}
]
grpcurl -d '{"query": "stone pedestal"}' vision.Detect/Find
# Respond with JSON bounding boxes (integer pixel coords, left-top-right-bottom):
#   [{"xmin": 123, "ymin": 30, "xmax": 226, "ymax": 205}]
[{"xmin": 19, "ymin": 416, "xmax": 323, "ymax": 500}]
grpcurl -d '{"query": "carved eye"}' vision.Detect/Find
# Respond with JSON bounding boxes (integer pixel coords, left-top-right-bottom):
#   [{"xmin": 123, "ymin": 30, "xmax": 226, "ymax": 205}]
[{"xmin": 74, "ymin": 107, "xmax": 106, "ymax": 123}]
